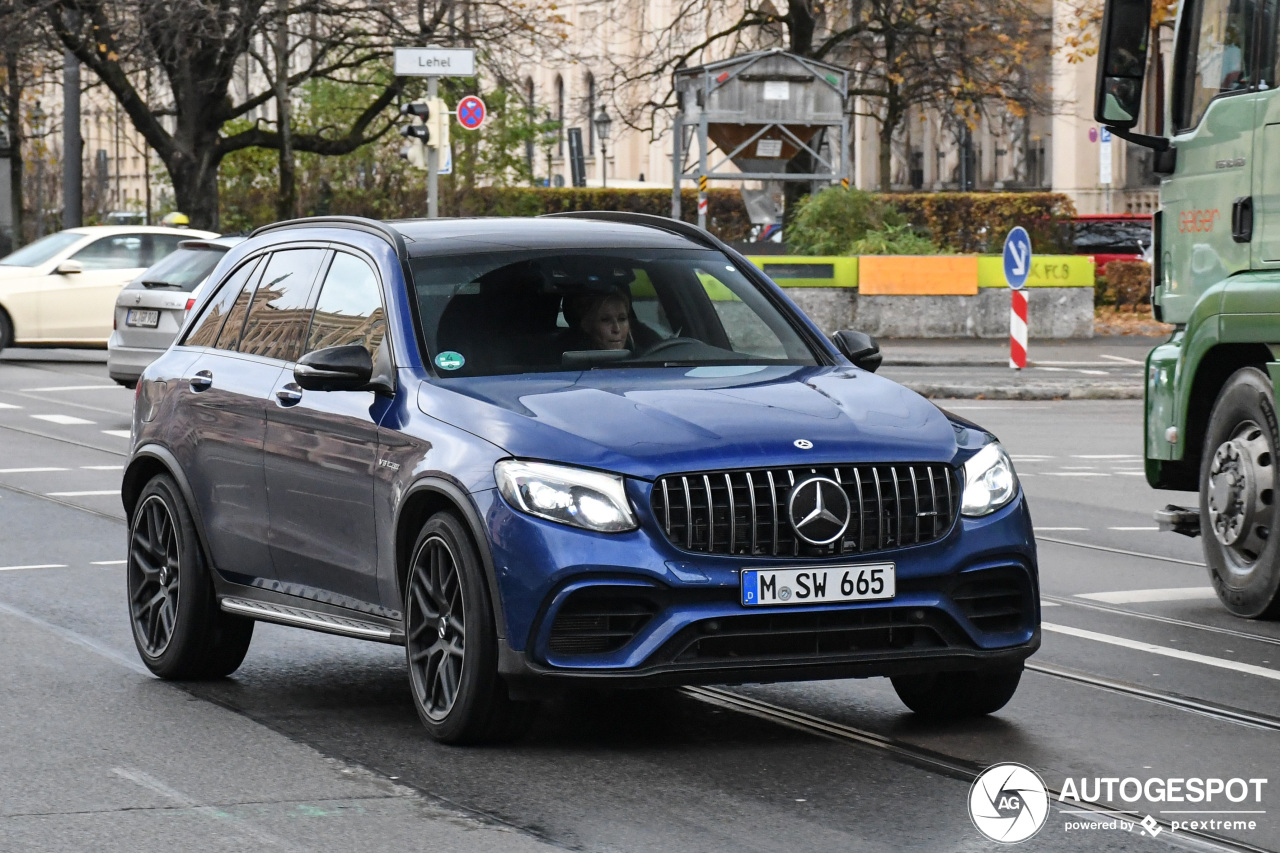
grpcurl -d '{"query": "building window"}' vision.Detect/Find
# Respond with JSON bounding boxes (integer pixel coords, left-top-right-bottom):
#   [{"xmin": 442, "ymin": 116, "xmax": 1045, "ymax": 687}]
[{"xmin": 909, "ymin": 149, "xmax": 924, "ymax": 190}]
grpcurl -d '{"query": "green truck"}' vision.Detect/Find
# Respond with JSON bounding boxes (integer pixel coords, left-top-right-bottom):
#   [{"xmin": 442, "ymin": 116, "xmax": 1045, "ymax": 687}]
[{"xmin": 1096, "ymin": 0, "xmax": 1280, "ymax": 618}]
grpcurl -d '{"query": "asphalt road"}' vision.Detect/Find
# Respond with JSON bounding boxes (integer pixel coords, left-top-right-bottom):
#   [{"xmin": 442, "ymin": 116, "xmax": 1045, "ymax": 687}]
[{"xmin": 1, "ymin": 348, "xmax": 1277, "ymax": 853}]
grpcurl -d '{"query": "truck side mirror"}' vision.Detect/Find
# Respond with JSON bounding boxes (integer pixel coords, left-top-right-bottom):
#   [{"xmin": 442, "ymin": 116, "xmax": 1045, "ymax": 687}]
[{"xmin": 1094, "ymin": 0, "xmax": 1152, "ymax": 128}]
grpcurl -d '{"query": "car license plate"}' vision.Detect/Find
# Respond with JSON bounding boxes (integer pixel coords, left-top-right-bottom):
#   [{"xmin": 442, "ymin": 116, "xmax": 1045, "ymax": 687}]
[
  {"xmin": 126, "ymin": 309, "xmax": 160, "ymax": 328},
  {"xmin": 740, "ymin": 563, "xmax": 895, "ymax": 606}
]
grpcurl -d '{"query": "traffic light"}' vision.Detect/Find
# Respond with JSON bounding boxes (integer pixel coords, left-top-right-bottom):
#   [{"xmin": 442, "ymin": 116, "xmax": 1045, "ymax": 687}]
[
  {"xmin": 398, "ymin": 100, "xmax": 450, "ymax": 171},
  {"xmin": 399, "ymin": 102, "xmax": 431, "ymax": 170}
]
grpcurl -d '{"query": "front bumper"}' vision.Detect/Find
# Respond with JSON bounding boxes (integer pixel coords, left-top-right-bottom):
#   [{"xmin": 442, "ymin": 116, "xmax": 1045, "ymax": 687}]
[{"xmin": 477, "ymin": 486, "xmax": 1040, "ymax": 687}]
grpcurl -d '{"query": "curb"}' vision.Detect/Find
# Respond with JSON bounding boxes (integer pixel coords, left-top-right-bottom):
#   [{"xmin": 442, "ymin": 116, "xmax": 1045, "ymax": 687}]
[{"xmin": 901, "ymin": 382, "xmax": 1142, "ymax": 401}]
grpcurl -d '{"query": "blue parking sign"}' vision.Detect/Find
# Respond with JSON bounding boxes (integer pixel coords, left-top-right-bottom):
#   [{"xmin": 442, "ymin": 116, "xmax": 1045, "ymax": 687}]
[{"xmin": 1003, "ymin": 227, "xmax": 1032, "ymax": 290}]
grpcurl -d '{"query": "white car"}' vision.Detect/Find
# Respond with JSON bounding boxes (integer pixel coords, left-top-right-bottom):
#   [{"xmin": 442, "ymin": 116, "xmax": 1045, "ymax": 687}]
[{"xmin": 0, "ymin": 226, "xmax": 217, "ymax": 350}]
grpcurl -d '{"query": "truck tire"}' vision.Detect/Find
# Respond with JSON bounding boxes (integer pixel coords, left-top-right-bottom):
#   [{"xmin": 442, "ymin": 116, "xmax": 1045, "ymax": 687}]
[{"xmin": 1200, "ymin": 367, "xmax": 1280, "ymax": 619}]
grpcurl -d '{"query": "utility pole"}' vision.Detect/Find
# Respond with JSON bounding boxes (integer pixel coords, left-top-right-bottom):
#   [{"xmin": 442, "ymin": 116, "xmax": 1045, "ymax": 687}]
[
  {"xmin": 427, "ymin": 77, "xmax": 438, "ymax": 219},
  {"xmin": 62, "ymin": 9, "xmax": 82, "ymax": 229}
]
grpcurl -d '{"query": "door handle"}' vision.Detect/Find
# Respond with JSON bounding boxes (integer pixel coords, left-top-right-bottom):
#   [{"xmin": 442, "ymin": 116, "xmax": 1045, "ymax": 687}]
[
  {"xmin": 275, "ymin": 384, "xmax": 303, "ymax": 405},
  {"xmin": 1232, "ymin": 196, "xmax": 1254, "ymax": 243},
  {"xmin": 189, "ymin": 370, "xmax": 213, "ymax": 392}
]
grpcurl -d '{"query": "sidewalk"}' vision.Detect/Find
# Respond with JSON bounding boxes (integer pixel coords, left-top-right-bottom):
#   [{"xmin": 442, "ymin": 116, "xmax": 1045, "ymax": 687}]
[{"xmin": 876, "ymin": 335, "xmax": 1157, "ymax": 400}]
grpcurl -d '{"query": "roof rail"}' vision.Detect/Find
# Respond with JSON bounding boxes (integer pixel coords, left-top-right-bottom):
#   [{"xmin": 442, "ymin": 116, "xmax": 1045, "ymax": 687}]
[
  {"xmin": 539, "ymin": 210, "xmax": 721, "ymax": 251},
  {"xmin": 249, "ymin": 215, "xmax": 408, "ymax": 259}
]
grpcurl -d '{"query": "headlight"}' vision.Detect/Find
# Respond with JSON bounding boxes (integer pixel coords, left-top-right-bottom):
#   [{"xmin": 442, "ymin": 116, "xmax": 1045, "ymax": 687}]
[
  {"xmin": 495, "ymin": 460, "xmax": 638, "ymax": 533},
  {"xmin": 960, "ymin": 442, "xmax": 1019, "ymax": 517}
]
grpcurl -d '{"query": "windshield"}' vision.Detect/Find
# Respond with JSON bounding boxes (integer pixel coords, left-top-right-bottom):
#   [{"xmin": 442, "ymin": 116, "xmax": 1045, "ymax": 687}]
[
  {"xmin": 0, "ymin": 232, "xmax": 84, "ymax": 267},
  {"xmin": 1073, "ymin": 220, "xmax": 1151, "ymax": 254},
  {"xmin": 409, "ymin": 248, "xmax": 819, "ymax": 377},
  {"xmin": 133, "ymin": 245, "xmax": 228, "ymax": 292}
]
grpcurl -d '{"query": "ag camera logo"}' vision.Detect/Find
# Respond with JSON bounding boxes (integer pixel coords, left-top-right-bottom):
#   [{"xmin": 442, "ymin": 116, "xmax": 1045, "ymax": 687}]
[{"xmin": 969, "ymin": 763, "xmax": 1050, "ymax": 843}]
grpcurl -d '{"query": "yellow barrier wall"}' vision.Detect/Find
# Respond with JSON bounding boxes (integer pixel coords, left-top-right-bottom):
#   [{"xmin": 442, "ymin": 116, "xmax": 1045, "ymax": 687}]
[
  {"xmin": 744, "ymin": 256, "xmax": 859, "ymax": 288},
  {"xmin": 976, "ymin": 255, "xmax": 1095, "ymax": 288},
  {"xmin": 857, "ymin": 256, "xmax": 979, "ymax": 296}
]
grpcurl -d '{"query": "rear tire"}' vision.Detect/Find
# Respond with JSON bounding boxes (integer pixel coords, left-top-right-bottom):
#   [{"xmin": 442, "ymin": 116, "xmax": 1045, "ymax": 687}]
[
  {"xmin": 1200, "ymin": 368, "xmax": 1280, "ymax": 619},
  {"xmin": 127, "ymin": 474, "xmax": 254, "ymax": 678},
  {"xmin": 404, "ymin": 512, "xmax": 532, "ymax": 744},
  {"xmin": 891, "ymin": 664, "xmax": 1024, "ymax": 718},
  {"xmin": 0, "ymin": 308, "xmax": 13, "ymax": 353}
]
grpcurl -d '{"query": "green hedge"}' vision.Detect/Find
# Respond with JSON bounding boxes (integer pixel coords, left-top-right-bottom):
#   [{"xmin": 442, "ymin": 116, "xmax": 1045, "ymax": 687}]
[{"xmin": 881, "ymin": 192, "xmax": 1076, "ymax": 254}]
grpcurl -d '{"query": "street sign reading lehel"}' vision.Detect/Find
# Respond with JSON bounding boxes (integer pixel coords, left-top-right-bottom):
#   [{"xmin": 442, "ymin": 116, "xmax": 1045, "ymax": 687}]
[{"xmin": 456, "ymin": 96, "xmax": 487, "ymax": 131}]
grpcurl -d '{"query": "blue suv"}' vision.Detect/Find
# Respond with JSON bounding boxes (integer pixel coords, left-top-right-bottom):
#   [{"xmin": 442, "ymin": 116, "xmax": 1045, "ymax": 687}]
[{"xmin": 123, "ymin": 213, "xmax": 1039, "ymax": 743}]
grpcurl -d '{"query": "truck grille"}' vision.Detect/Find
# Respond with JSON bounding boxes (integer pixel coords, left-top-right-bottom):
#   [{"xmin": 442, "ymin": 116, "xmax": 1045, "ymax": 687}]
[{"xmin": 650, "ymin": 464, "xmax": 958, "ymax": 558}]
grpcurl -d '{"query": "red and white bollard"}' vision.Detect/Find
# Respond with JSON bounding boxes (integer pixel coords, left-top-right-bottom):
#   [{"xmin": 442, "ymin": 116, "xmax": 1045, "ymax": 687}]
[{"xmin": 1010, "ymin": 288, "xmax": 1028, "ymax": 369}]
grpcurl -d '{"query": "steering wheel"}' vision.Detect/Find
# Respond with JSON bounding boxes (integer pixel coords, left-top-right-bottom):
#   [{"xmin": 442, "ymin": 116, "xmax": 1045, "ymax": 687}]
[{"xmin": 639, "ymin": 337, "xmax": 701, "ymax": 358}]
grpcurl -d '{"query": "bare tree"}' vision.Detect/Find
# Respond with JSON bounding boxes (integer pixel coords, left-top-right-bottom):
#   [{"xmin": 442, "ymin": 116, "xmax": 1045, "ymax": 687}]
[{"xmin": 32, "ymin": 0, "xmax": 569, "ymax": 229}]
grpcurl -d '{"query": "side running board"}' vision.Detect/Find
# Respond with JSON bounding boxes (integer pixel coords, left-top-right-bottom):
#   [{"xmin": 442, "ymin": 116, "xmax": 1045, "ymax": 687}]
[{"xmin": 220, "ymin": 597, "xmax": 402, "ymax": 643}]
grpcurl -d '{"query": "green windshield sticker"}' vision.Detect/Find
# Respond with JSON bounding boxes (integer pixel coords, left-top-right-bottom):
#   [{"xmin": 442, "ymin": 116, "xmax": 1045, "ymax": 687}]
[{"xmin": 435, "ymin": 351, "xmax": 465, "ymax": 371}]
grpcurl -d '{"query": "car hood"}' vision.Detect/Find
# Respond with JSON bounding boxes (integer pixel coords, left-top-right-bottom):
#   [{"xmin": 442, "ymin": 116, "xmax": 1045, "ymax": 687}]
[
  {"xmin": 0, "ymin": 265, "xmax": 44, "ymax": 282},
  {"xmin": 417, "ymin": 365, "xmax": 962, "ymax": 480}
]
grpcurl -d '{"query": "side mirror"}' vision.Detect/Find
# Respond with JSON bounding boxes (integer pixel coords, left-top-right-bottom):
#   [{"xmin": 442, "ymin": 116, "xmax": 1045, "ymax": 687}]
[
  {"xmin": 54, "ymin": 260, "xmax": 83, "ymax": 275},
  {"xmin": 831, "ymin": 330, "xmax": 882, "ymax": 373},
  {"xmin": 294, "ymin": 345, "xmax": 373, "ymax": 392},
  {"xmin": 1094, "ymin": 0, "xmax": 1152, "ymax": 128}
]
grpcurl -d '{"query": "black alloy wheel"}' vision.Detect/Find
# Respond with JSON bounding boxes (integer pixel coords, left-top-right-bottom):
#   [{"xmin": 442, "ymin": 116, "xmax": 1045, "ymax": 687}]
[
  {"xmin": 130, "ymin": 494, "xmax": 182, "ymax": 657},
  {"xmin": 127, "ymin": 474, "xmax": 254, "ymax": 678},
  {"xmin": 404, "ymin": 512, "xmax": 533, "ymax": 743},
  {"xmin": 1201, "ymin": 368, "xmax": 1280, "ymax": 618},
  {"xmin": 407, "ymin": 533, "xmax": 467, "ymax": 722}
]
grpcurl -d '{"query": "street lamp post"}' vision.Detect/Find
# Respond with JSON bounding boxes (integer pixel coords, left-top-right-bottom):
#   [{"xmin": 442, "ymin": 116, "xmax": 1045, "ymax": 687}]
[
  {"xmin": 593, "ymin": 107, "xmax": 612, "ymax": 188},
  {"xmin": 30, "ymin": 101, "xmax": 46, "ymax": 238}
]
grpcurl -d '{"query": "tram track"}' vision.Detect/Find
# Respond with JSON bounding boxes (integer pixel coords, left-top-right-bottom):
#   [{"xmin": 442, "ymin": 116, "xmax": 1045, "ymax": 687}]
[{"xmin": 685, "ymin": 685, "xmax": 1275, "ymax": 853}]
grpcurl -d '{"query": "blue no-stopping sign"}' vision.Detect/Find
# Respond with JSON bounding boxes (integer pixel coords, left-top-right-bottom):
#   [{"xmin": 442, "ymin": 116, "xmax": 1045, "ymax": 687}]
[
  {"xmin": 1003, "ymin": 226, "xmax": 1033, "ymax": 290},
  {"xmin": 456, "ymin": 95, "xmax": 486, "ymax": 130}
]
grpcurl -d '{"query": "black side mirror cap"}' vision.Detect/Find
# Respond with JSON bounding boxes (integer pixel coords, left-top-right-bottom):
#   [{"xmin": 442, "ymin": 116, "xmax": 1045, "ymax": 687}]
[
  {"xmin": 294, "ymin": 345, "xmax": 374, "ymax": 392},
  {"xmin": 831, "ymin": 330, "xmax": 882, "ymax": 373}
]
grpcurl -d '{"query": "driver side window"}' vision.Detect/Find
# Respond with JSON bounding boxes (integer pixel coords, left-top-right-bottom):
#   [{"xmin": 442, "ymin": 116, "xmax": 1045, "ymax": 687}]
[{"xmin": 1175, "ymin": 0, "xmax": 1263, "ymax": 130}]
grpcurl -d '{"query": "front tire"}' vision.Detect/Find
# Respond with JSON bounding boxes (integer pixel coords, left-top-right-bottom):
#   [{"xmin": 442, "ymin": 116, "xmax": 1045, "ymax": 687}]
[
  {"xmin": 1200, "ymin": 368, "xmax": 1280, "ymax": 619},
  {"xmin": 127, "ymin": 474, "xmax": 254, "ymax": 678},
  {"xmin": 891, "ymin": 664, "xmax": 1024, "ymax": 718},
  {"xmin": 404, "ymin": 512, "xmax": 531, "ymax": 744}
]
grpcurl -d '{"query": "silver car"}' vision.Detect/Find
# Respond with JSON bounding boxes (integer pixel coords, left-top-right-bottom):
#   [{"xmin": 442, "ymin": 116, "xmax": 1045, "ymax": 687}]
[{"xmin": 108, "ymin": 235, "xmax": 244, "ymax": 387}]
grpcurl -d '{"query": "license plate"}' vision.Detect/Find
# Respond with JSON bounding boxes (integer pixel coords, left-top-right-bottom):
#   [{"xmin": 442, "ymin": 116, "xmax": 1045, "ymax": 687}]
[
  {"xmin": 741, "ymin": 563, "xmax": 895, "ymax": 606},
  {"xmin": 126, "ymin": 309, "xmax": 160, "ymax": 328}
]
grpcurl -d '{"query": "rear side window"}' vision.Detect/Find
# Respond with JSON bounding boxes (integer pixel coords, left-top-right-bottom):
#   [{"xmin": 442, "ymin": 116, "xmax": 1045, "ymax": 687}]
[
  {"xmin": 237, "ymin": 249, "xmax": 326, "ymax": 361},
  {"xmin": 185, "ymin": 257, "xmax": 263, "ymax": 349},
  {"xmin": 305, "ymin": 252, "xmax": 387, "ymax": 360},
  {"xmin": 71, "ymin": 234, "xmax": 148, "ymax": 270}
]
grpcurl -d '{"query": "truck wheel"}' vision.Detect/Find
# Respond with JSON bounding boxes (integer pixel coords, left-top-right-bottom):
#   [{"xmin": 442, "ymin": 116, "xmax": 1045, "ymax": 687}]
[
  {"xmin": 404, "ymin": 512, "xmax": 532, "ymax": 744},
  {"xmin": 891, "ymin": 664, "xmax": 1023, "ymax": 718},
  {"xmin": 127, "ymin": 474, "xmax": 255, "ymax": 678},
  {"xmin": 1201, "ymin": 368, "xmax": 1280, "ymax": 619}
]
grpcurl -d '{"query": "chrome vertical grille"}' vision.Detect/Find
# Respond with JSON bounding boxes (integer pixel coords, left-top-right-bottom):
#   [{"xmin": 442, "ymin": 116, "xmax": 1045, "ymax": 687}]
[{"xmin": 650, "ymin": 463, "xmax": 959, "ymax": 557}]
